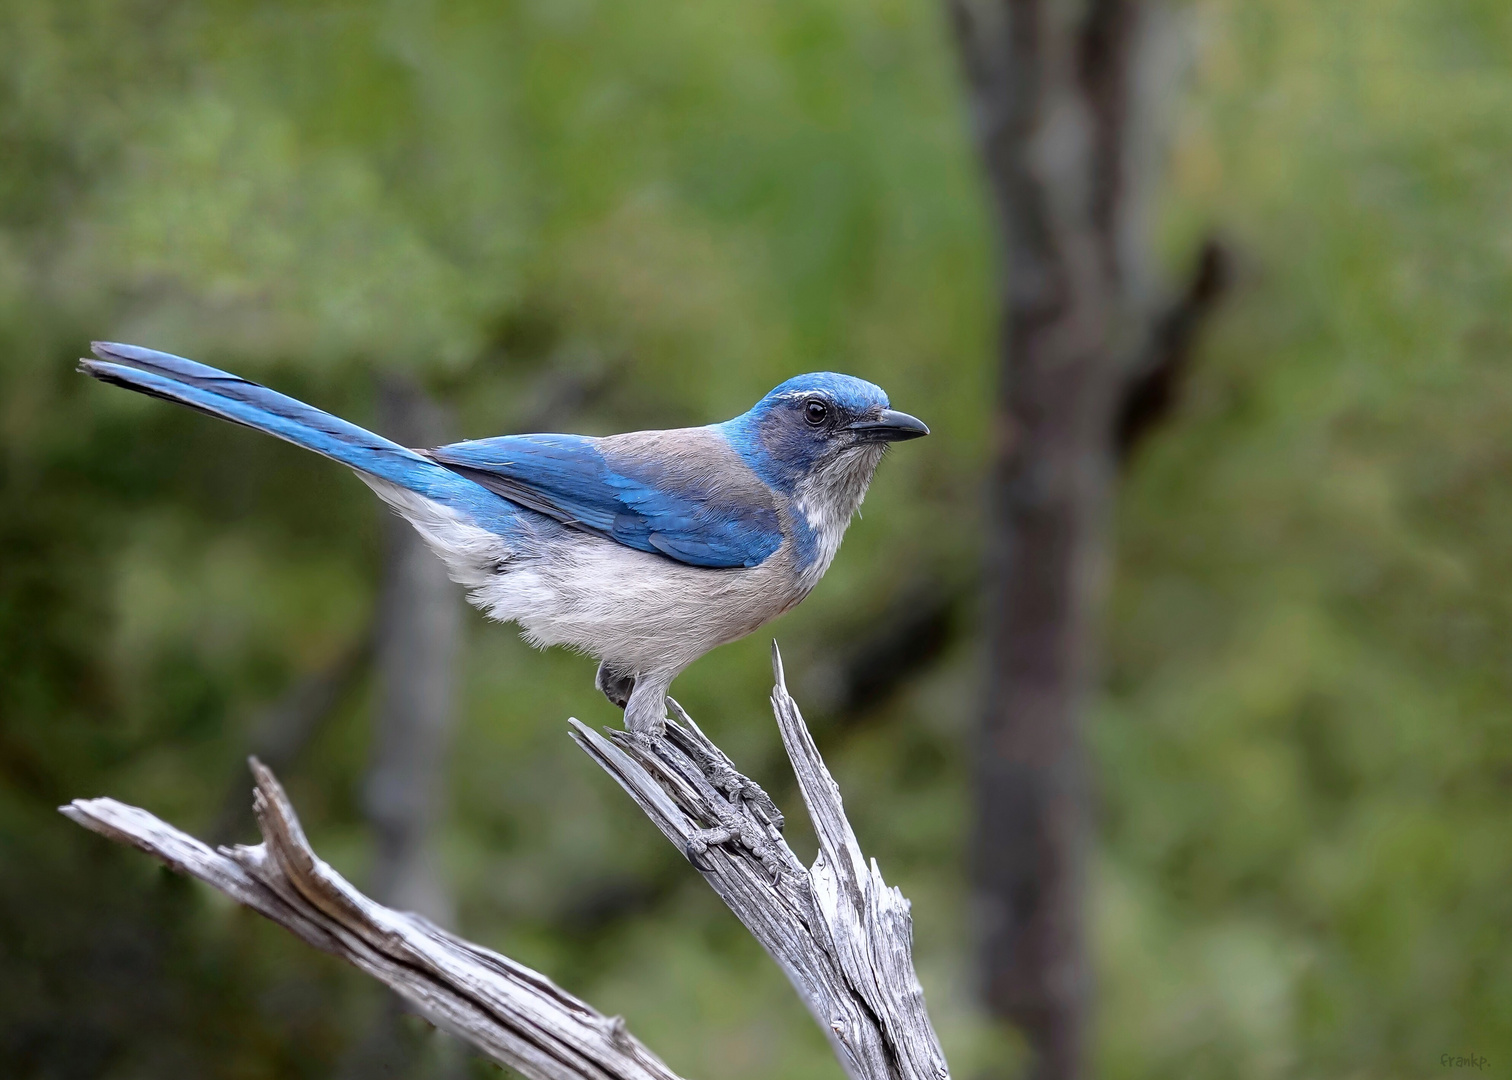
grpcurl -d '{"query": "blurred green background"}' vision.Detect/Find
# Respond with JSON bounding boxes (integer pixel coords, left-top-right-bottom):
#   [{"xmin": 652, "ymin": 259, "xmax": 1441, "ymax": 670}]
[{"xmin": 2, "ymin": 0, "xmax": 1511, "ymax": 1077}]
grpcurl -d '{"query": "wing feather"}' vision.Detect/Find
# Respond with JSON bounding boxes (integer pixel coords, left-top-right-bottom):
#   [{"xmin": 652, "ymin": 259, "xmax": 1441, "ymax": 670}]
[{"xmin": 423, "ymin": 429, "xmax": 783, "ymax": 569}]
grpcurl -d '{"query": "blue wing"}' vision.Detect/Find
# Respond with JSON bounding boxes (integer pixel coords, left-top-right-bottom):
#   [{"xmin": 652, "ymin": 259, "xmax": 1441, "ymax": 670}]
[{"xmin": 424, "ymin": 431, "xmax": 784, "ymax": 569}]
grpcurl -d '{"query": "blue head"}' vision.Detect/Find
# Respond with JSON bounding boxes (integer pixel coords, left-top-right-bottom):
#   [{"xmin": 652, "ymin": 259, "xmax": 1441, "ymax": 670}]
[{"xmin": 719, "ymin": 372, "xmax": 928, "ymax": 497}]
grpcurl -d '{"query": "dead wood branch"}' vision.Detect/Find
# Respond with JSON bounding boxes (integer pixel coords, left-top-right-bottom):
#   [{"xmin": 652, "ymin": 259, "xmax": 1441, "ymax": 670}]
[
  {"xmin": 64, "ymin": 760, "xmax": 683, "ymax": 1080},
  {"xmin": 63, "ymin": 643, "xmax": 947, "ymax": 1080},
  {"xmin": 571, "ymin": 643, "xmax": 949, "ymax": 1080}
]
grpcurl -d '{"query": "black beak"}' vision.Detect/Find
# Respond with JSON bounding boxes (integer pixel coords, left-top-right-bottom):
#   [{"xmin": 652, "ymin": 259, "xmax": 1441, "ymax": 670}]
[{"xmin": 849, "ymin": 409, "xmax": 930, "ymax": 443}]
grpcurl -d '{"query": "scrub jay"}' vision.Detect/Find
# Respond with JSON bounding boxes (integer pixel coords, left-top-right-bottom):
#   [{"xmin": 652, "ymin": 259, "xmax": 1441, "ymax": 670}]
[{"xmin": 80, "ymin": 342, "xmax": 928, "ymax": 738}]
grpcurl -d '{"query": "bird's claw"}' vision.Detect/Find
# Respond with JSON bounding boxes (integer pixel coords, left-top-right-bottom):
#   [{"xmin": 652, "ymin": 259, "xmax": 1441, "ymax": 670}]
[
  {"xmin": 703, "ymin": 761, "xmax": 784, "ymax": 831},
  {"xmin": 683, "ymin": 827, "xmax": 731, "ymax": 871},
  {"xmin": 660, "ymin": 706, "xmax": 785, "ymax": 831},
  {"xmin": 611, "ymin": 701, "xmax": 786, "ymax": 880},
  {"xmin": 681, "ymin": 757, "xmax": 784, "ymax": 880},
  {"xmin": 683, "ymin": 819, "xmax": 783, "ymax": 882}
]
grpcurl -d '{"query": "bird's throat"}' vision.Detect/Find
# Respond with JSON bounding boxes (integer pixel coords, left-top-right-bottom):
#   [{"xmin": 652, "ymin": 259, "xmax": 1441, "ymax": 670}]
[{"xmin": 791, "ymin": 444, "xmax": 886, "ymax": 586}]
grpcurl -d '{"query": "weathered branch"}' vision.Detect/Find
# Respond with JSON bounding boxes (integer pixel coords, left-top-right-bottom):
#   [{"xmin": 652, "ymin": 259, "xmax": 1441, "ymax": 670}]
[
  {"xmin": 65, "ymin": 759, "xmax": 682, "ymax": 1080},
  {"xmin": 62, "ymin": 643, "xmax": 947, "ymax": 1080},
  {"xmin": 571, "ymin": 644, "xmax": 949, "ymax": 1080}
]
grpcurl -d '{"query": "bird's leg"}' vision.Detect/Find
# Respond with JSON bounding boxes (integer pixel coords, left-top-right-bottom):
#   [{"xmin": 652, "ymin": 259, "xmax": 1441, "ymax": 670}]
[
  {"xmin": 594, "ymin": 662, "xmax": 636, "ymax": 710},
  {"xmin": 621, "ymin": 673, "xmax": 671, "ymax": 740}
]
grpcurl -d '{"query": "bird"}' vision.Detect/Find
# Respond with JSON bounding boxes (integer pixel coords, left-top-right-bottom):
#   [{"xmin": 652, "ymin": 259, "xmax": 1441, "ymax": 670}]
[{"xmin": 79, "ymin": 341, "xmax": 929, "ymax": 740}]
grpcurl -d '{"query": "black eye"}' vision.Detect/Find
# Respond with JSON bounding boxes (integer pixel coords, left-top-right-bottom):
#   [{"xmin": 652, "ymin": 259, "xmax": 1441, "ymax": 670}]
[{"xmin": 803, "ymin": 398, "xmax": 829, "ymax": 426}]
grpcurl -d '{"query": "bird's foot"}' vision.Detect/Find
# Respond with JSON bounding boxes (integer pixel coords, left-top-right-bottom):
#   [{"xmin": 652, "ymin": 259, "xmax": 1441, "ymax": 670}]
[
  {"xmin": 663, "ymin": 700, "xmax": 783, "ymax": 832},
  {"xmin": 676, "ymin": 765, "xmax": 783, "ymax": 880},
  {"xmin": 614, "ymin": 700, "xmax": 785, "ymax": 879},
  {"xmin": 683, "ymin": 804, "xmax": 784, "ymax": 882},
  {"xmin": 662, "ymin": 700, "xmax": 784, "ymax": 880}
]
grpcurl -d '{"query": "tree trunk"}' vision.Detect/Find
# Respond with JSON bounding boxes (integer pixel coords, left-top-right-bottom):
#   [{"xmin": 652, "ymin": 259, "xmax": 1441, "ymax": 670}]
[
  {"xmin": 367, "ymin": 375, "xmax": 463, "ymax": 925},
  {"xmin": 344, "ymin": 375, "xmax": 466, "ymax": 1079},
  {"xmin": 949, "ymin": 3, "xmax": 1212, "ymax": 1077}
]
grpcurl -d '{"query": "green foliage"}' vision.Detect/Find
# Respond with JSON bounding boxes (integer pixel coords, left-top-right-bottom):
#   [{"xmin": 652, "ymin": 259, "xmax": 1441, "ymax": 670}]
[
  {"xmin": 1101, "ymin": 1, "xmax": 1512, "ymax": 1075},
  {"xmin": 1, "ymin": 0, "xmax": 1508, "ymax": 1077}
]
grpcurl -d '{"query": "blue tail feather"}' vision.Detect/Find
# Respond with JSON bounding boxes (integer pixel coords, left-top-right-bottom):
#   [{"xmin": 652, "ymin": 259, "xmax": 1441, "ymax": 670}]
[{"xmin": 81, "ymin": 343, "xmax": 523, "ymax": 534}]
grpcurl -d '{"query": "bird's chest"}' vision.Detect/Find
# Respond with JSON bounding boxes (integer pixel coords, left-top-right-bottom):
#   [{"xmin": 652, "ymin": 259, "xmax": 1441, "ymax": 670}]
[{"xmin": 788, "ymin": 507, "xmax": 847, "ymax": 594}]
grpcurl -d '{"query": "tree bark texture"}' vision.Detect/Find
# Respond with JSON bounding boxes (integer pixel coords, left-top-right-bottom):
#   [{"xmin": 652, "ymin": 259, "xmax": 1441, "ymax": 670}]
[{"xmin": 947, "ymin": 3, "xmax": 1218, "ymax": 1077}]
